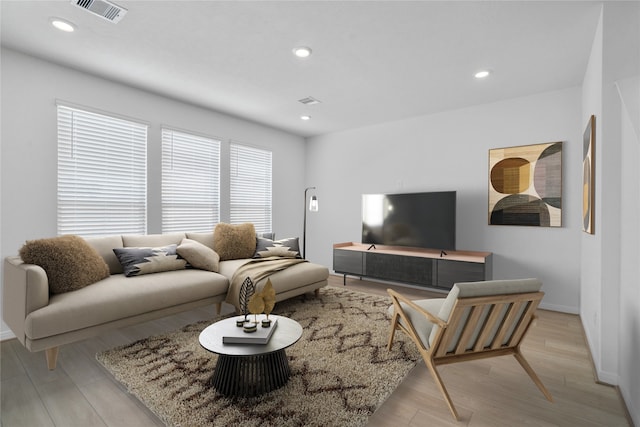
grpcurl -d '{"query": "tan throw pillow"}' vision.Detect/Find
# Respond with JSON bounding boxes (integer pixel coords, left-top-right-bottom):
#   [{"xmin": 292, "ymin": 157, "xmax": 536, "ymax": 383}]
[
  {"xmin": 19, "ymin": 235, "xmax": 110, "ymax": 294},
  {"xmin": 213, "ymin": 223, "xmax": 257, "ymax": 260},
  {"xmin": 177, "ymin": 238, "xmax": 220, "ymax": 272}
]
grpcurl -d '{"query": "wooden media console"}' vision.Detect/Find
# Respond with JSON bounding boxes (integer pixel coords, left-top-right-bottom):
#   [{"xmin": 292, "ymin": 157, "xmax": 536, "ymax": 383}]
[{"xmin": 333, "ymin": 242, "xmax": 492, "ymax": 291}]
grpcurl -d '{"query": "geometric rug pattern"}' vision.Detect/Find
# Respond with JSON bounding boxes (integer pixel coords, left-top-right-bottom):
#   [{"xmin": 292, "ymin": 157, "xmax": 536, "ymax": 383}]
[{"xmin": 97, "ymin": 287, "xmax": 421, "ymax": 426}]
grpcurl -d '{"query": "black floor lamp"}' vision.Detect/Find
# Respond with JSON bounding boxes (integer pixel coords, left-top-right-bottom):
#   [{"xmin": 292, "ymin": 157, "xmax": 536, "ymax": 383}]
[{"xmin": 303, "ymin": 186, "xmax": 318, "ymax": 259}]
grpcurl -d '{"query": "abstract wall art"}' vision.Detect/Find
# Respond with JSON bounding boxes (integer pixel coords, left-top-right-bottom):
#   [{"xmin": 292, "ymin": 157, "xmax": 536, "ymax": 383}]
[
  {"xmin": 583, "ymin": 115, "xmax": 595, "ymax": 234},
  {"xmin": 489, "ymin": 141, "xmax": 563, "ymax": 227}
]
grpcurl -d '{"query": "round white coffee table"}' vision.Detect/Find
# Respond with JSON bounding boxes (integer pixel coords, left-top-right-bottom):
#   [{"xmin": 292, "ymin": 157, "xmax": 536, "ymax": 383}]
[{"xmin": 199, "ymin": 315, "xmax": 303, "ymax": 397}]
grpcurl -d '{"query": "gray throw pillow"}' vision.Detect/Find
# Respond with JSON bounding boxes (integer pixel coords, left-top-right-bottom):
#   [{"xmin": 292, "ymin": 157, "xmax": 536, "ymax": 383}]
[
  {"xmin": 113, "ymin": 244, "xmax": 187, "ymax": 277},
  {"xmin": 253, "ymin": 237, "xmax": 301, "ymax": 258}
]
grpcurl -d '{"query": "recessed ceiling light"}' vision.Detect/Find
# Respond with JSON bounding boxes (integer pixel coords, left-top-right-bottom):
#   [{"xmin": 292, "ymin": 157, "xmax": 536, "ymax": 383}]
[
  {"xmin": 474, "ymin": 70, "xmax": 491, "ymax": 79},
  {"xmin": 50, "ymin": 18, "xmax": 76, "ymax": 32},
  {"xmin": 293, "ymin": 46, "xmax": 312, "ymax": 58},
  {"xmin": 300, "ymin": 115, "xmax": 311, "ymax": 121}
]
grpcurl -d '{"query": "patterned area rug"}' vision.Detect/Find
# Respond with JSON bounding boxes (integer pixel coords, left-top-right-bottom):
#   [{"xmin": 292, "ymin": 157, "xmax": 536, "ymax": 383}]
[{"xmin": 96, "ymin": 287, "xmax": 421, "ymax": 427}]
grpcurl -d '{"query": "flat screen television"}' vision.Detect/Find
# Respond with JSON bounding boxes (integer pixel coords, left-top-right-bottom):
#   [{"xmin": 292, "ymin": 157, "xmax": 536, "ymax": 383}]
[{"xmin": 362, "ymin": 191, "xmax": 456, "ymax": 250}]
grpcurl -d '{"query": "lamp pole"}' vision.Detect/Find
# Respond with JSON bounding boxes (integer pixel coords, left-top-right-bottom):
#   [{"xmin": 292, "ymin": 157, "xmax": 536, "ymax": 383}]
[{"xmin": 303, "ymin": 186, "xmax": 317, "ymax": 259}]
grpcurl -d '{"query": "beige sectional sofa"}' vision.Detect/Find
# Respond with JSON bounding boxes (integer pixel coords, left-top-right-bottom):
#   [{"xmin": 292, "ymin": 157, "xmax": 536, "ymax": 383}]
[{"xmin": 2, "ymin": 230, "xmax": 329, "ymax": 369}]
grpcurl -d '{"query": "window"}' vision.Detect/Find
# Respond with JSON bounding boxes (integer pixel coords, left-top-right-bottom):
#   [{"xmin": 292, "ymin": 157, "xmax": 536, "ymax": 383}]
[
  {"xmin": 57, "ymin": 104, "xmax": 147, "ymax": 236},
  {"xmin": 230, "ymin": 143, "xmax": 272, "ymax": 233},
  {"xmin": 162, "ymin": 128, "xmax": 220, "ymax": 232}
]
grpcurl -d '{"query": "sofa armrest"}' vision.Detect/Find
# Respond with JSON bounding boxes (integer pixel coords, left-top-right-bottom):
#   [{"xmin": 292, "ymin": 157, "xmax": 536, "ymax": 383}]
[{"xmin": 3, "ymin": 256, "xmax": 50, "ymax": 345}]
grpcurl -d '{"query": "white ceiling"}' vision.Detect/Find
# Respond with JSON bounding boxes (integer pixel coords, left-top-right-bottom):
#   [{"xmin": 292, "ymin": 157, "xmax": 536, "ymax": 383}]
[{"xmin": 1, "ymin": 1, "xmax": 604, "ymax": 137}]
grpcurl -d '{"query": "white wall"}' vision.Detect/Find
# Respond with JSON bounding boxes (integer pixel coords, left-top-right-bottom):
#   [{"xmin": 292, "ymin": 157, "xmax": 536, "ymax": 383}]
[
  {"xmin": 0, "ymin": 48, "xmax": 306, "ymax": 339},
  {"xmin": 580, "ymin": 6, "xmax": 604, "ymax": 382},
  {"xmin": 580, "ymin": 3, "xmax": 639, "ymax": 423},
  {"xmin": 306, "ymin": 87, "xmax": 582, "ymax": 313},
  {"xmin": 617, "ymin": 75, "xmax": 640, "ymax": 426}
]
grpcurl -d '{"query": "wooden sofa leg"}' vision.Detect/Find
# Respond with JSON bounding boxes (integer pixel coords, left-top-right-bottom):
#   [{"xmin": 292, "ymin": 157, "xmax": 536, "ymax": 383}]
[
  {"xmin": 314, "ymin": 288, "xmax": 320, "ymax": 298},
  {"xmin": 45, "ymin": 347, "xmax": 59, "ymax": 370},
  {"xmin": 215, "ymin": 302, "xmax": 222, "ymax": 315}
]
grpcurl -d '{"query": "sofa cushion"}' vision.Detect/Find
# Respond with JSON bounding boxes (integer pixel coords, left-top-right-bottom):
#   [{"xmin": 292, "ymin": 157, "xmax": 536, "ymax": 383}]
[
  {"xmin": 122, "ymin": 233, "xmax": 186, "ymax": 248},
  {"xmin": 217, "ymin": 259, "xmax": 252, "ymax": 280},
  {"xmin": 186, "ymin": 231, "xmax": 274, "ymax": 251},
  {"xmin": 253, "ymin": 237, "xmax": 301, "ymax": 258},
  {"xmin": 177, "ymin": 238, "xmax": 220, "ymax": 272},
  {"xmin": 185, "ymin": 232, "xmax": 214, "ymax": 249},
  {"xmin": 84, "ymin": 235, "xmax": 124, "ymax": 275},
  {"xmin": 113, "ymin": 244, "xmax": 187, "ymax": 277},
  {"xmin": 24, "ymin": 269, "xmax": 229, "ymax": 340},
  {"xmin": 252, "ymin": 262, "xmax": 329, "ymax": 300},
  {"xmin": 220, "ymin": 259, "xmax": 329, "ymax": 309},
  {"xmin": 19, "ymin": 235, "xmax": 110, "ymax": 294},
  {"xmin": 213, "ymin": 223, "xmax": 256, "ymax": 260}
]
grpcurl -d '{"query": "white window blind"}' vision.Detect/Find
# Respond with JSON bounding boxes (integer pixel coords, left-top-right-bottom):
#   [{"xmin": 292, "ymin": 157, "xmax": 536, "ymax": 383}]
[
  {"xmin": 162, "ymin": 128, "xmax": 220, "ymax": 232},
  {"xmin": 57, "ymin": 104, "xmax": 147, "ymax": 236},
  {"xmin": 230, "ymin": 143, "xmax": 272, "ymax": 233}
]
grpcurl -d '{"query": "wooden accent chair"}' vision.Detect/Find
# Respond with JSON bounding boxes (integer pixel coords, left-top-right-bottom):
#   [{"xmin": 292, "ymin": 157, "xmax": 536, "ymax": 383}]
[{"xmin": 387, "ymin": 278, "xmax": 553, "ymax": 420}]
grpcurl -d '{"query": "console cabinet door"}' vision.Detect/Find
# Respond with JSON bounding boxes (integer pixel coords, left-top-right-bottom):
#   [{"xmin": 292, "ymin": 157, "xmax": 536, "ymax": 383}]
[
  {"xmin": 333, "ymin": 250, "xmax": 364, "ymax": 275},
  {"xmin": 365, "ymin": 252, "xmax": 433, "ymax": 286},
  {"xmin": 333, "ymin": 244, "xmax": 492, "ymax": 291},
  {"xmin": 436, "ymin": 259, "xmax": 485, "ymax": 289}
]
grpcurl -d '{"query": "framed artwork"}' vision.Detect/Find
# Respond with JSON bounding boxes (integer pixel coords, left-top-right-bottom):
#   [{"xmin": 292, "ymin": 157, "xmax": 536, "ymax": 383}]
[
  {"xmin": 489, "ymin": 141, "xmax": 563, "ymax": 227},
  {"xmin": 583, "ymin": 115, "xmax": 595, "ymax": 234}
]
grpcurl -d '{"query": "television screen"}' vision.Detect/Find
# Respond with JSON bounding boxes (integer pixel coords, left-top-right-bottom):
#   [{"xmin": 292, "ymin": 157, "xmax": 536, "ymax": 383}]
[{"xmin": 362, "ymin": 191, "xmax": 456, "ymax": 250}]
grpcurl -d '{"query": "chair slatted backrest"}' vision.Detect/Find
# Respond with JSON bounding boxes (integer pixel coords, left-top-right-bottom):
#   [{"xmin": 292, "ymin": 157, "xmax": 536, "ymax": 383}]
[
  {"xmin": 387, "ymin": 278, "xmax": 552, "ymax": 421},
  {"xmin": 433, "ymin": 291, "xmax": 543, "ymax": 359}
]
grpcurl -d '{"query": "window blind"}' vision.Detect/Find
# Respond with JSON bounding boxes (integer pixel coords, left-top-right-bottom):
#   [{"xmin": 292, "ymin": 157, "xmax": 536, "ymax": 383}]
[
  {"xmin": 229, "ymin": 143, "xmax": 272, "ymax": 233},
  {"xmin": 162, "ymin": 128, "xmax": 220, "ymax": 232},
  {"xmin": 57, "ymin": 105, "xmax": 148, "ymax": 236}
]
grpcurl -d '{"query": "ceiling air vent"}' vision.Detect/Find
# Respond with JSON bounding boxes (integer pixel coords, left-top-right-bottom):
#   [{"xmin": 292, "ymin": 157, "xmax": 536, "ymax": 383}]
[
  {"xmin": 71, "ymin": 0, "xmax": 127, "ymax": 23},
  {"xmin": 298, "ymin": 96, "xmax": 321, "ymax": 106}
]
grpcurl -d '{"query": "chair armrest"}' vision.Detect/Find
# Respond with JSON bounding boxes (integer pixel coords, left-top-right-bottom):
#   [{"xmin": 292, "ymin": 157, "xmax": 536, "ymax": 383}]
[
  {"xmin": 387, "ymin": 288, "xmax": 447, "ymax": 328},
  {"xmin": 3, "ymin": 256, "xmax": 50, "ymax": 345}
]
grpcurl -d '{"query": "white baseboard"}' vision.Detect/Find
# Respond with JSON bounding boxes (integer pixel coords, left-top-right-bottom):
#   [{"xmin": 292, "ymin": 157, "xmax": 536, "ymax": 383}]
[
  {"xmin": 538, "ymin": 301, "xmax": 579, "ymax": 314},
  {"xmin": 1, "ymin": 329, "xmax": 16, "ymax": 342},
  {"xmin": 619, "ymin": 384, "xmax": 639, "ymax": 427},
  {"xmin": 595, "ymin": 368, "xmax": 619, "ymax": 386}
]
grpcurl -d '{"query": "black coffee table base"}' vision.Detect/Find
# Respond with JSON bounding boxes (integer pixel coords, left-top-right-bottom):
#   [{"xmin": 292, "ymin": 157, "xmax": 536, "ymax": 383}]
[{"xmin": 210, "ymin": 349, "xmax": 291, "ymax": 397}]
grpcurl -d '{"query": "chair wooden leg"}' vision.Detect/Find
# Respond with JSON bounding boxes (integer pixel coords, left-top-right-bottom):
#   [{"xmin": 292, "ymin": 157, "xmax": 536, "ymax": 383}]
[
  {"xmin": 425, "ymin": 358, "xmax": 460, "ymax": 421},
  {"xmin": 215, "ymin": 302, "xmax": 222, "ymax": 315},
  {"xmin": 387, "ymin": 314, "xmax": 399, "ymax": 350},
  {"xmin": 314, "ymin": 288, "xmax": 320, "ymax": 298},
  {"xmin": 45, "ymin": 347, "xmax": 59, "ymax": 370},
  {"xmin": 514, "ymin": 351, "xmax": 553, "ymax": 402}
]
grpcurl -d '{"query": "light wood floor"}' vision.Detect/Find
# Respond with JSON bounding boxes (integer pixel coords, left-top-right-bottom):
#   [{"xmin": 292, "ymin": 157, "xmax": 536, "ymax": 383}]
[{"xmin": 1, "ymin": 275, "xmax": 631, "ymax": 426}]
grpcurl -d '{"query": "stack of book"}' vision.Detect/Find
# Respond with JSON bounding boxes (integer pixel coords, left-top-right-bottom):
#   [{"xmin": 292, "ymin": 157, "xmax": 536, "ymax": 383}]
[{"xmin": 222, "ymin": 315, "xmax": 278, "ymax": 344}]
